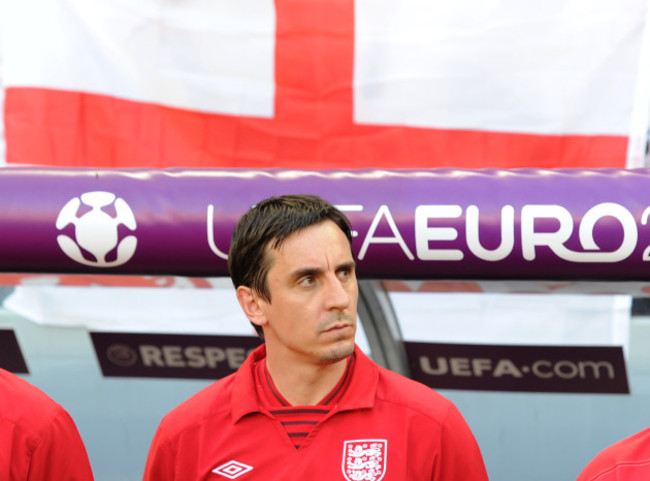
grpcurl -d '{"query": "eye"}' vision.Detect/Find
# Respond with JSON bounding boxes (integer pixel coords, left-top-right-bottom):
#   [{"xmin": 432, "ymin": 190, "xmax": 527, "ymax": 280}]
[
  {"xmin": 298, "ymin": 276, "xmax": 315, "ymax": 287},
  {"xmin": 338, "ymin": 266, "xmax": 354, "ymax": 281}
]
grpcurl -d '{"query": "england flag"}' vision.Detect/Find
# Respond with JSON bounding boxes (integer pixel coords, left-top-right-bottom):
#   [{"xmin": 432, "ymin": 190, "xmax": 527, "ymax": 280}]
[{"xmin": 1, "ymin": 0, "xmax": 649, "ymax": 169}]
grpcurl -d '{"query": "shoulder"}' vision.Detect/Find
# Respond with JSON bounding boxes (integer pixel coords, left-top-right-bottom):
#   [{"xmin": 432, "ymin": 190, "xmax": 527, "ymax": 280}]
[
  {"xmin": 375, "ymin": 365, "xmax": 459, "ymax": 423},
  {"xmin": 155, "ymin": 373, "xmax": 235, "ymax": 438},
  {"xmin": 153, "ymin": 345, "xmax": 265, "ymax": 443},
  {"xmin": 351, "ymin": 347, "xmax": 459, "ymax": 425},
  {"xmin": 578, "ymin": 427, "xmax": 650, "ymax": 481},
  {"xmin": 0, "ymin": 369, "xmax": 62, "ymax": 430}
]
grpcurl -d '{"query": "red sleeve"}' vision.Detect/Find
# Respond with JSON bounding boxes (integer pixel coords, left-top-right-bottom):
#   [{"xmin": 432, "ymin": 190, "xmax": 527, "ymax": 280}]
[
  {"xmin": 433, "ymin": 403, "xmax": 489, "ymax": 481},
  {"xmin": 576, "ymin": 428, "xmax": 650, "ymax": 481},
  {"xmin": 576, "ymin": 455, "xmax": 608, "ymax": 481},
  {"xmin": 143, "ymin": 425, "xmax": 177, "ymax": 481},
  {"xmin": 576, "ymin": 459, "xmax": 650, "ymax": 481},
  {"xmin": 27, "ymin": 408, "xmax": 94, "ymax": 481}
]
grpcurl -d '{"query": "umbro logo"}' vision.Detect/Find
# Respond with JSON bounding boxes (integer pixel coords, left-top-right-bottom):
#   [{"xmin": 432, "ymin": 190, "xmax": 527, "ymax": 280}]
[{"xmin": 212, "ymin": 460, "xmax": 253, "ymax": 479}]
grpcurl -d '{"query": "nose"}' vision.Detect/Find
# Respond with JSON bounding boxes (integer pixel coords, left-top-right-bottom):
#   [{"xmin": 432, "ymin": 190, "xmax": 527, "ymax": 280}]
[{"xmin": 324, "ymin": 274, "xmax": 352, "ymax": 311}]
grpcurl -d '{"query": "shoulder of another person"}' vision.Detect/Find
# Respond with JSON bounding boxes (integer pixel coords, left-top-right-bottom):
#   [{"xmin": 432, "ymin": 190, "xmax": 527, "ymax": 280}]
[{"xmin": 0, "ymin": 370, "xmax": 61, "ymax": 427}]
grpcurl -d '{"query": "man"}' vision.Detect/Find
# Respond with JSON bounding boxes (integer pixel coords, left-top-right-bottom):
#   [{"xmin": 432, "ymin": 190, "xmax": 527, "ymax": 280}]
[
  {"xmin": 143, "ymin": 194, "xmax": 488, "ymax": 480},
  {"xmin": 576, "ymin": 428, "xmax": 650, "ymax": 481},
  {"xmin": 0, "ymin": 367, "xmax": 94, "ymax": 480}
]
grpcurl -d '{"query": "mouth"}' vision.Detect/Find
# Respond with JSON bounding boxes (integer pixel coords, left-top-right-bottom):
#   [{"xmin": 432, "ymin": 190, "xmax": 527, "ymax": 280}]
[
  {"xmin": 320, "ymin": 312, "xmax": 355, "ymax": 336},
  {"xmin": 323, "ymin": 323, "xmax": 353, "ymax": 335}
]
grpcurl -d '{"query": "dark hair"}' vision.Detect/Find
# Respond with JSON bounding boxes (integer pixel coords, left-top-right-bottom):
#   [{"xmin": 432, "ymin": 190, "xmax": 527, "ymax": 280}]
[{"xmin": 228, "ymin": 194, "xmax": 352, "ymax": 336}]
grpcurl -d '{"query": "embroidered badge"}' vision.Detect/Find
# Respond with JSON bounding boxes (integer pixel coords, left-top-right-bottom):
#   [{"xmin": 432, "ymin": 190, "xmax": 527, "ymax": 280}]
[
  {"xmin": 342, "ymin": 439, "xmax": 387, "ymax": 481},
  {"xmin": 212, "ymin": 460, "xmax": 253, "ymax": 479}
]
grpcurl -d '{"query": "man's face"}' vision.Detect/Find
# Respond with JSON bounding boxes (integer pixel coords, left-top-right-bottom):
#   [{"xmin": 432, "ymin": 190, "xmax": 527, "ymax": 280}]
[{"xmin": 257, "ymin": 220, "xmax": 358, "ymax": 366}]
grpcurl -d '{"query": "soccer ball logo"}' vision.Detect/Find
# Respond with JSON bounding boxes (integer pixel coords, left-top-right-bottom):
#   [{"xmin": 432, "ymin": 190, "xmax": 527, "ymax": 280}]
[{"xmin": 56, "ymin": 191, "xmax": 137, "ymax": 267}]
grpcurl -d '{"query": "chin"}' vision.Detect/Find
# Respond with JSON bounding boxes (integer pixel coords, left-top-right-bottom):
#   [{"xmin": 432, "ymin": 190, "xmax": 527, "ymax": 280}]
[{"xmin": 319, "ymin": 340, "xmax": 355, "ymax": 364}]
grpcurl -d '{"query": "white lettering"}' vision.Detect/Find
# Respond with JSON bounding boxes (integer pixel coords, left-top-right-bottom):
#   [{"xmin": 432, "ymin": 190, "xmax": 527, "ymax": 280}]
[
  {"xmin": 140, "ymin": 345, "xmax": 164, "ymax": 367},
  {"xmin": 522, "ymin": 203, "xmax": 637, "ymax": 262},
  {"xmin": 138, "ymin": 345, "xmax": 252, "ymax": 369},
  {"xmin": 449, "ymin": 358, "xmax": 472, "ymax": 376},
  {"xmin": 162, "ymin": 346, "xmax": 186, "ymax": 367},
  {"xmin": 641, "ymin": 206, "xmax": 650, "ymax": 260},
  {"xmin": 471, "ymin": 358, "xmax": 493, "ymax": 377},
  {"xmin": 225, "ymin": 347, "xmax": 247, "ymax": 369},
  {"xmin": 554, "ymin": 360, "xmax": 579, "ymax": 379},
  {"xmin": 419, "ymin": 356, "xmax": 448, "ymax": 375},
  {"xmin": 186, "ymin": 346, "xmax": 207, "ymax": 368},
  {"xmin": 335, "ymin": 204, "xmax": 363, "ymax": 238},
  {"xmin": 206, "ymin": 201, "xmax": 642, "ymax": 265},
  {"xmin": 493, "ymin": 359, "xmax": 523, "ymax": 378},
  {"xmin": 204, "ymin": 347, "xmax": 227, "ymax": 368},
  {"xmin": 466, "ymin": 205, "xmax": 515, "ymax": 261},
  {"xmin": 579, "ymin": 361, "xmax": 615, "ymax": 379},
  {"xmin": 418, "ymin": 356, "xmax": 618, "ymax": 382},
  {"xmin": 521, "ymin": 205, "xmax": 573, "ymax": 261},
  {"xmin": 358, "ymin": 205, "xmax": 414, "ymax": 260},
  {"xmin": 207, "ymin": 204, "xmax": 229, "ymax": 260},
  {"xmin": 415, "ymin": 205, "xmax": 463, "ymax": 260},
  {"xmin": 575, "ymin": 203, "xmax": 637, "ymax": 262},
  {"xmin": 532, "ymin": 360, "xmax": 553, "ymax": 378}
]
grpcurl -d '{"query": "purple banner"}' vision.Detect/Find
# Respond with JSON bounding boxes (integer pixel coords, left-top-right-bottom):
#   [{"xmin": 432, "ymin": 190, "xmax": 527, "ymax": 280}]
[
  {"xmin": 405, "ymin": 342, "xmax": 629, "ymax": 393},
  {"xmin": 2, "ymin": 167, "xmax": 650, "ymax": 279}
]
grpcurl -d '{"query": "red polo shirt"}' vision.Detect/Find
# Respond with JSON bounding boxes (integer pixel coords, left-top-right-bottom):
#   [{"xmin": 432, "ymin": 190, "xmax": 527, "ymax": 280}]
[
  {"xmin": 577, "ymin": 428, "xmax": 650, "ymax": 481},
  {"xmin": 144, "ymin": 344, "xmax": 487, "ymax": 480},
  {"xmin": 0, "ymin": 368, "xmax": 94, "ymax": 481}
]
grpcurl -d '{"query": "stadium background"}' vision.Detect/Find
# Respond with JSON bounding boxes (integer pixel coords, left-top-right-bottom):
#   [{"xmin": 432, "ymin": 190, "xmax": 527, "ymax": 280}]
[{"xmin": 2, "ymin": 1, "xmax": 650, "ymax": 479}]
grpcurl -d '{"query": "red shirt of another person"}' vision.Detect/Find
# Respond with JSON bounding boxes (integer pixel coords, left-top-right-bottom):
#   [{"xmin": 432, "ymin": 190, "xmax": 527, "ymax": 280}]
[
  {"xmin": 0, "ymin": 368, "xmax": 94, "ymax": 481},
  {"xmin": 577, "ymin": 428, "xmax": 650, "ymax": 481}
]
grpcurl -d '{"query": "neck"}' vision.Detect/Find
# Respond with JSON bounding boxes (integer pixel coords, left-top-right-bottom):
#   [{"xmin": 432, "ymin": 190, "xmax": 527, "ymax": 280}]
[{"xmin": 264, "ymin": 353, "xmax": 350, "ymax": 406}]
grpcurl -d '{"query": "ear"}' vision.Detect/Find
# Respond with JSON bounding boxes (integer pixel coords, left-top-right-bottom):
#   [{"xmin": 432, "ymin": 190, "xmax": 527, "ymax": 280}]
[{"xmin": 235, "ymin": 286, "xmax": 268, "ymax": 329}]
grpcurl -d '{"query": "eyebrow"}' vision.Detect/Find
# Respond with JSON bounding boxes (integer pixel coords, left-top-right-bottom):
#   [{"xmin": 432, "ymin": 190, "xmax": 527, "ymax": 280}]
[
  {"xmin": 289, "ymin": 261, "xmax": 356, "ymax": 282},
  {"xmin": 337, "ymin": 261, "xmax": 356, "ymax": 273},
  {"xmin": 289, "ymin": 267, "xmax": 322, "ymax": 282}
]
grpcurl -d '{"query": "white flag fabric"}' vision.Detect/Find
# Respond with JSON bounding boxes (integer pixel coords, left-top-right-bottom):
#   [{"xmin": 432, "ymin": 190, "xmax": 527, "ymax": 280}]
[
  {"xmin": 355, "ymin": 0, "xmax": 643, "ymax": 135},
  {"xmin": 2, "ymin": 0, "xmax": 276, "ymax": 117},
  {"xmin": 1, "ymin": 0, "xmax": 649, "ymax": 168}
]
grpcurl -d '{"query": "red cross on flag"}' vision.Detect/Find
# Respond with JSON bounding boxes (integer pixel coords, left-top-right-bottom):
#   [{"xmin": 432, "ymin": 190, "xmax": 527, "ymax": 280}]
[{"xmin": 1, "ymin": 0, "xmax": 649, "ymax": 169}]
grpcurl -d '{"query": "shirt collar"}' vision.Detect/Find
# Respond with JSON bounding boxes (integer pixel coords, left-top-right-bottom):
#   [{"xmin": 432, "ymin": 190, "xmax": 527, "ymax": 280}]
[{"xmin": 231, "ymin": 344, "xmax": 378, "ymax": 422}]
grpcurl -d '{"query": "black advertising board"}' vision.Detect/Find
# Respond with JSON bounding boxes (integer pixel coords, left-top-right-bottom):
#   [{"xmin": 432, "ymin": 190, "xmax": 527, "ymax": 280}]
[
  {"xmin": 0, "ymin": 330, "xmax": 29, "ymax": 374},
  {"xmin": 405, "ymin": 341, "xmax": 629, "ymax": 394},
  {"xmin": 91, "ymin": 332, "xmax": 262, "ymax": 380}
]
